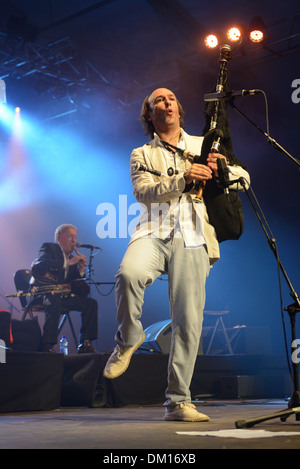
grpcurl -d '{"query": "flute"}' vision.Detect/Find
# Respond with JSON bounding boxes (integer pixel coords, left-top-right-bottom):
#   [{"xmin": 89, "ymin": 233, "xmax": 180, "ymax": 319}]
[{"xmin": 74, "ymin": 247, "xmax": 87, "ymax": 269}]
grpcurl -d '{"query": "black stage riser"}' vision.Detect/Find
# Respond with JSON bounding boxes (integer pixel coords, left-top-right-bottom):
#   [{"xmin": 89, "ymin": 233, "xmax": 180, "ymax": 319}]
[
  {"xmin": 0, "ymin": 352, "xmax": 293, "ymax": 412},
  {"xmin": 0, "ymin": 313, "xmax": 289, "ymax": 412}
]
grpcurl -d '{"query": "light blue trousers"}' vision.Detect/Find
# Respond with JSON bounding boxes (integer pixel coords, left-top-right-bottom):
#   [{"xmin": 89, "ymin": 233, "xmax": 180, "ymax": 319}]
[{"xmin": 114, "ymin": 236, "xmax": 210, "ymax": 407}]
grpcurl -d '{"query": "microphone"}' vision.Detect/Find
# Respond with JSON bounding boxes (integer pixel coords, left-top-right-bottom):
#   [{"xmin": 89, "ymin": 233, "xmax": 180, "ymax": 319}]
[
  {"xmin": 204, "ymin": 89, "xmax": 260, "ymax": 102},
  {"xmin": 217, "ymin": 158, "xmax": 230, "ymax": 195},
  {"xmin": 76, "ymin": 242, "xmax": 102, "ymax": 250}
]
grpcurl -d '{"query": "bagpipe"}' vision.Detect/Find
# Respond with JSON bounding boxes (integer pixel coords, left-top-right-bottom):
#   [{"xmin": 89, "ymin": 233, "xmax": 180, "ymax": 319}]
[
  {"xmin": 6, "ymin": 278, "xmax": 90, "ymax": 300},
  {"xmin": 136, "ymin": 44, "xmax": 248, "ymax": 243},
  {"xmin": 193, "ymin": 43, "xmax": 248, "ymax": 242}
]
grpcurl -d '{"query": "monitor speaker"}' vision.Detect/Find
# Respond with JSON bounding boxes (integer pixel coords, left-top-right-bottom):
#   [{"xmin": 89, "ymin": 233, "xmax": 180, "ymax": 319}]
[{"xmin": 142, "ymin": 319, "xmax": 203, "ymax": 354}]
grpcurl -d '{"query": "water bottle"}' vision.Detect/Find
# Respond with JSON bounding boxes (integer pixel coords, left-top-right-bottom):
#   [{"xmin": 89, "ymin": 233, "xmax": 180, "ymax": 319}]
[{"xmin": 60, "ymin": 336, "xmax": 68, "ymax": 355}]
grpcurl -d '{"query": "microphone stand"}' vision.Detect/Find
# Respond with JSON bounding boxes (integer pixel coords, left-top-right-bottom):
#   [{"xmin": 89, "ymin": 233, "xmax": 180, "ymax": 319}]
[
  {"xmin": 82, "ymin": 247, "xmax": 116, "ymax": 295},
  {"xmin": 226, "ymin": 99, "xmax": 300, "ymax": 428},
  {"xmin": 229, "ymin": 99, "xmax": 300, "ymax": 169},
  {"xmin": 85, "ymin": 248, "xmax": 105, "ymax": 297},
  {"xmin": 85, "ymin": 247, "xmax": 95, "ymax": 298}
]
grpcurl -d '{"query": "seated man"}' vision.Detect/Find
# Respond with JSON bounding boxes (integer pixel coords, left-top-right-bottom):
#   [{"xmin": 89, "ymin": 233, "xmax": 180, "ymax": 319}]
[{"xmin": 31, "ymin": 224, "xmax": 98, "ymax": 353}]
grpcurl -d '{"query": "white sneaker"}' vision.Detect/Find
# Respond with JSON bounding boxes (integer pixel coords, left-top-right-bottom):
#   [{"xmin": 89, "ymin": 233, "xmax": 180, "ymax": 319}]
[
  {"xmin": 103, "ymin": 332, "xmax": 146, "ymax": 379},
  {"xmin": 164, "ymin": 402, "xmax": 210, "ymax": 422}
]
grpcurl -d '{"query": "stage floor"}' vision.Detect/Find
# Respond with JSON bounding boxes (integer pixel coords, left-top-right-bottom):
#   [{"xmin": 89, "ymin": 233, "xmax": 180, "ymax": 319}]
[{"xmin": 1, "ymin": 399, "xmax": 300, "ymax": 450}]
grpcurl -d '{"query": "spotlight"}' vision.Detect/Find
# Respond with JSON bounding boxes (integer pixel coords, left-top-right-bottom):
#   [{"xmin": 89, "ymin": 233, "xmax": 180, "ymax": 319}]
[
  {"xmin": 204, "ymin": 34, "xmax": 218, "ymax": 48},
  {"xmin": 15, "ymin": 107, "xmax": 21, "ymax": 113},
  {"xmin": 249, "ymin": 29, "xmax": 264, "ymax": 43},
  {"xmin": 227, "ymin": 26, "xmax": 242, "ymax": 42},
  {"xmin": 249, "ymin": 16, "xmax": 265, "ymax": 43}
]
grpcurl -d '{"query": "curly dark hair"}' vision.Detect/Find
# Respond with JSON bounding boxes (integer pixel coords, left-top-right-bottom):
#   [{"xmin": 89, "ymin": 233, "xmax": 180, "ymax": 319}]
[{"xmin": 139, "ymin": 92, "xmax": 185, "ymax": 139}]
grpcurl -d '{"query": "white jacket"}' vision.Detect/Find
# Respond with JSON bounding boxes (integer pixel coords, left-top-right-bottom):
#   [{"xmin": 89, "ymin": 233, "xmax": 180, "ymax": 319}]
[{"xmin": 129, "ymin": 129, "xmax": 249, "ymax": 265}]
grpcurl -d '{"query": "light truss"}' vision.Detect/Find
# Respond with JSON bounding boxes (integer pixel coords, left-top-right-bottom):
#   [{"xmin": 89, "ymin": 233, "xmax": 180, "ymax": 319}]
[{"xmin": 0, "ymin": 32, "xmax": 109, "ymax": 89}]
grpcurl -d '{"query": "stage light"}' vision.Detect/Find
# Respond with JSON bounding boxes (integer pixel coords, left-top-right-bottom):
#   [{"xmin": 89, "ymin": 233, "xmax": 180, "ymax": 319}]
[
  {"xmin": 249, "ymin": 16, "xmax": 265, "ymax": 43},
  {"xmin": 249, "ymin": 29, "xmax": 264, "ymax": 43},
  {"xmin": 227, "ymin": 26, "xmax": 241, "ymax": 42},
  {"xmin": 204, "ymin": 34, "xmax": 218, "ymax": 48},
  {"xmin": 0, "ymin": 103, "xmax": 15, "ymax": 130},
  {"xmin": 15, "ymin": 106, "xmax": 20, "ymax": 113}
]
